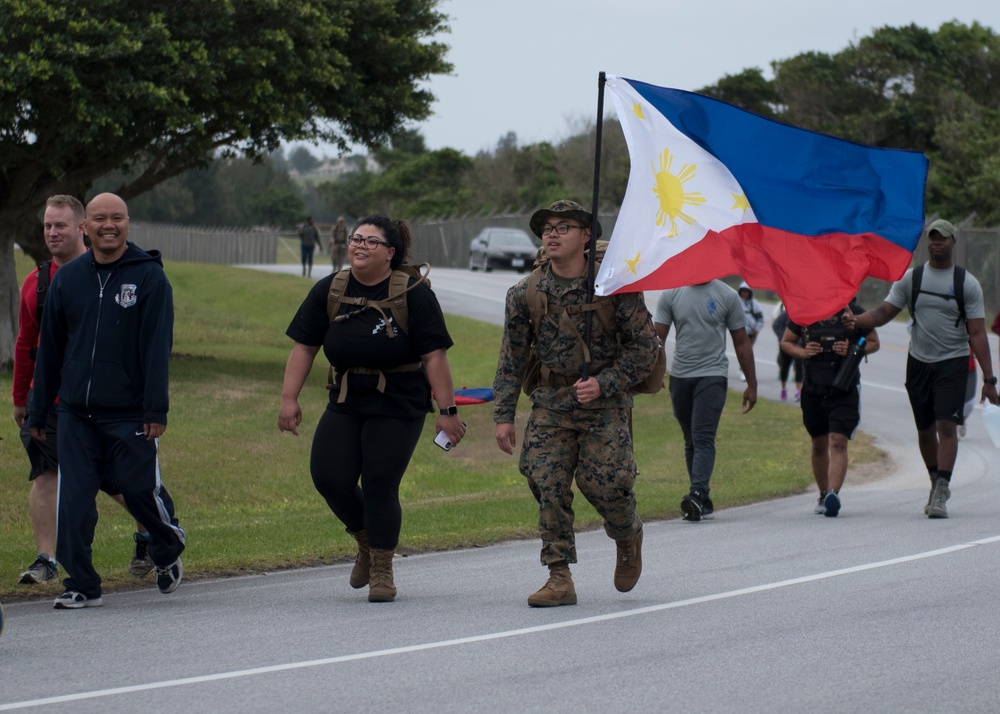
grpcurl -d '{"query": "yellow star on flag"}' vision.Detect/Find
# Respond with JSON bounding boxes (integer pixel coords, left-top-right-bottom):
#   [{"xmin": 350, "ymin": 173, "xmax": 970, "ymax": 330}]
[
  {"xmin": 632, "ymin": 102, "xmax": 645, "ymax": 120},
  {"xmin": 625, "ymin": 252, "xmax": 641, "ymax": 274},
  {"xmin": 730, "ymin": 193, "xmax": 750, "ymax": 212}
]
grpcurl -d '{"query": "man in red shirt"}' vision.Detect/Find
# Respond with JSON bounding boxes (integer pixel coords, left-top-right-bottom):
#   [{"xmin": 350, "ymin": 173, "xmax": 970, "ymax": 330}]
[{"xmin": 12, "ymin": 195, "xmax": 151, "ymax": 585}]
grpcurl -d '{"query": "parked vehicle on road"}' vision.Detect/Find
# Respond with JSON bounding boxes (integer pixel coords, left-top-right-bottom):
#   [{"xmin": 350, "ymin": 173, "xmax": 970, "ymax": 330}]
[{"xmin": 468, "ymin": 228, "xmax": 538, "ymax": 273}]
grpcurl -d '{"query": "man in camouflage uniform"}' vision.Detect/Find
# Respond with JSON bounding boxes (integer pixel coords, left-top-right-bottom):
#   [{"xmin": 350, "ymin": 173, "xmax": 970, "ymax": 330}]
[{"xmin": 494, "ymin": 200, "xmax": 659, "ymax": 607}]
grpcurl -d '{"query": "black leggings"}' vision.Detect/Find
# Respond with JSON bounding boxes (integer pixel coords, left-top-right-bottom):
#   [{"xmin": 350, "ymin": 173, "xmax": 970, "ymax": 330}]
[
  {"xmin": 777, "ymin": 349, "xmax": 803, "ymax": 384},
  {"xmin": 310, "ymin": 409, "xmax": 425, "ymax": 550}
]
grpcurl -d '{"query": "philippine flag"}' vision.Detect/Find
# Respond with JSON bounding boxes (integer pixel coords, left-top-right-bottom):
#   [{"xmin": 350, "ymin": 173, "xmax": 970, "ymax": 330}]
[{"xmin": 596, "ymin": 76, "xmax": 929, "ymax": 325}]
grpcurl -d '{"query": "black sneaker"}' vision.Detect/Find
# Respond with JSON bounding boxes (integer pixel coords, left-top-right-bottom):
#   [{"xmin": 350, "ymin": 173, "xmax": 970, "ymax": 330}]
[
  {"xmin": 19, "ymin": 554, "xmax": 58, "ymax": 584},
  {"xmin": 681, "ymin": 490, "xmax": 705, "ymax": 522},
  {"xmin": 129, "ymin": 533, "xmax": 155, "ymax": 577},
  {"xmin": 702, "ymin": 497, "xmax": 715, "ymax": 520},
  {"xmin": 155, "ymin": 558, "xmax": 183, "ymax": 594},
  {"xmin": 824, "ymin": 491, "xmax": 841, "ymax": 518}
]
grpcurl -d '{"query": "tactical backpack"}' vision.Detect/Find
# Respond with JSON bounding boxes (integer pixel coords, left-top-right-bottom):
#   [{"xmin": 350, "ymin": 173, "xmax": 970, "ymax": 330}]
[
  {"xmin": 28, "ymin": 260, "xmax": 52, "ymax": 360},
  {"xmin": 324, "ymin": 263, "xmax": 431, "ymax": 402},
  {"xmin": 909, "ymin": 264, "xmax": 967, "ymax": 330},
  {"xmin": 520, "ymin": 242, "xmax": 665, "ymax": 397}
]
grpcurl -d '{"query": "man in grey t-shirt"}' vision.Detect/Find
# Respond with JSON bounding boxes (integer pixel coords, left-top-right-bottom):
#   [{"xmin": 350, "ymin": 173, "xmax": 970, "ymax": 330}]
[
  {"xmin": 654, "ymin": 281, "xmax": 758, "ymax": 521},
  {"xmin": 845, "ymin": 219, "xmax": 998, "ymax": 518}
]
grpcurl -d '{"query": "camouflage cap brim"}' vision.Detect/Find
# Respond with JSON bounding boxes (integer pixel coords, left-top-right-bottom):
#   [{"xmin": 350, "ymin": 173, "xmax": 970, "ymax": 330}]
[{"xmin": 529, "ymin": 200, "xmax": 603, "ymax": 239}]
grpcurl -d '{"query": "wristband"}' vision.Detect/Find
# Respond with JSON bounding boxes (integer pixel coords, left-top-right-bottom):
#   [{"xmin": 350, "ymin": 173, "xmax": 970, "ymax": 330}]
[
  {"xmin": 440, "ymin": 405, "xmax": 459, "ymax": 415},
  {"xmin": 985, "ymin": 376, "xmax": 998, "ymax": 386}
]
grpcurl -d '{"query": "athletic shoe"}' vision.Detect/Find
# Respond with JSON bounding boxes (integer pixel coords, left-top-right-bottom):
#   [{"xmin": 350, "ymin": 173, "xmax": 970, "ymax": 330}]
[
  {"xmin": 53, "ymin": 591, "xmax": 102, "ymax": 609},
  {"xmin": 681, "ymin": 490, "xmax": 705, "ymax": 522},
  {"xmin": 824, "ymin": 491, "xmax": 841, "ymax": 518},
  {"xmin": 19, "ymin": 555, "xmax": 57, "ymax": 584},
  {"xmin": 814, "ymin": 491, "xmax": 828, "ymax": 515},
  {"xmin": 780, "ymin": 389, "xmax": 788, "ymax": 401},
  {"xmin": 794, "ymin": 391, "xmax": 801, "ymax": 402},
  {"xmin": 156, "ymin": 558, "xmax": 183, "ymax": 594},
  {"xmin": 128, "ymin": 533, "xmax": 155, "ymax": 577},
  {"xmin": 702, "ymin": 497, "xmax": 715, "ymax": 520}
]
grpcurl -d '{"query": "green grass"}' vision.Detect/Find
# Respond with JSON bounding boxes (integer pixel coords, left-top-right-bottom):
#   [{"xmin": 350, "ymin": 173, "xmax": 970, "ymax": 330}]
[{"xmin": 0, "ymin": 255, "xmax": 883, "ymax": 600}]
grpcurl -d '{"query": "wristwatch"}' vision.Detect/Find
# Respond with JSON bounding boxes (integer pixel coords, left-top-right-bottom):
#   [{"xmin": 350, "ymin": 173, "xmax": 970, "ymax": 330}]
[
  {"xmin": 985, "ymin": 376, "xmax": 998, "ymax": 386},
  {"xmin": 440, "ymin": 405, "xmax": 459, "ymax": 415}
]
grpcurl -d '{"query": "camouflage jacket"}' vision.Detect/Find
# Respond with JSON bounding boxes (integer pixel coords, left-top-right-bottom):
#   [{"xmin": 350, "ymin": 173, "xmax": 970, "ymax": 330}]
[{"xmin": 493, "ymin": 266, "xmax": 658, "ymax": 422}]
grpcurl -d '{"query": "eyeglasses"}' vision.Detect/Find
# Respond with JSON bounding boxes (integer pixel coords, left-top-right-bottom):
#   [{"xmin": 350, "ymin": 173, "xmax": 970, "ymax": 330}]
[
  {"xmin": 540, "ymin": 223, "xmax": 582, "ymax": 236},
  {"xmin": 348, "ymin": 234, "xmax": 389, "ymax": 250}
]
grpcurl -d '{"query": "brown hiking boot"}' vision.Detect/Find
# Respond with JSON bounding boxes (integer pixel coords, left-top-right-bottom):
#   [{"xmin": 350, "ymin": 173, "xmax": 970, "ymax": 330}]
[
  {"xmin": 614, "ymin": 528, "xmax": 643, "ymax": 592},
  {"xmin": 347, "ymin": 529, "xmax": 370, "ymax": 589},
  {"xmin": 527, "ymin": 561, "xmax": 577, "ymax": 607},
  {"xmin": 368, "ymin": 548, "xmax": 397, "ymax": 602}
]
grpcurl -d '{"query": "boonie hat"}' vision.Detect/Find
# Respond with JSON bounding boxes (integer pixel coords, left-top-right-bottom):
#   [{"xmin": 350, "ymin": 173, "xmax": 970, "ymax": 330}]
[
  {"xmin": 529, "ymin": 200, "xmax": 603, "ymax": 239},
  {"xmin": 926, "ymin": 219, "xmax": 957, "ymax": 238}
]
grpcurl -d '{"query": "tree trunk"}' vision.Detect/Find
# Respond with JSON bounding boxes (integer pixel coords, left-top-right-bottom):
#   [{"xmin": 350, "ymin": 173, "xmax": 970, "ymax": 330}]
[
  {"xmin": 0, "ymin": 218, "xmax": 46, "ymax": 372},
  {"xmin": 0, "ymin": 233, "xmax": 20, "ymax": 373}
]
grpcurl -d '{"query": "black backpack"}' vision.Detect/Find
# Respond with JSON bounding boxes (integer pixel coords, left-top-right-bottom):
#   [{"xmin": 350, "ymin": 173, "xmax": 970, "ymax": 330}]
[
  {"xmin": 28, "ymin": 260, "xmax": 52, "ymax": 360},
  {"xmin": 909, "ymin": 264, "xmax": 967, "ymax": 330}
]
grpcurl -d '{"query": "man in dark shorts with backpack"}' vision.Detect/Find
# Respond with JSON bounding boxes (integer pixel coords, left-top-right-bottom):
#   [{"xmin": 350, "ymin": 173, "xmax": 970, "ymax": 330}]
[
  {"xmin": 493, "ymin": 200, "xmax": 659, "ymax": 607},
  {"xmin": 844, "ymin": 219, "xmax": 998, "ymax": 518}
]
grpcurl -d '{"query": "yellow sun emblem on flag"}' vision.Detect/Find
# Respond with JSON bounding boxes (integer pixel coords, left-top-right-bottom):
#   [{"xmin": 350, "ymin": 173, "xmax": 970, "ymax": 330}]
[{"xmin": 651, "ymin": 148, "xmax": 706, "ymax": 237}]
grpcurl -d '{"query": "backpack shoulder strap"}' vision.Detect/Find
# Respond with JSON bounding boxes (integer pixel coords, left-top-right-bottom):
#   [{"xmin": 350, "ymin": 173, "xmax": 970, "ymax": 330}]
[
  {"xmin": 326, "ymin": 269, "xmax": 358, "ymax": 322},
  {"xmin": 36, "ymin": 260, "xmax": 52, "ymax": 324},
  {"xmin": 386, "ymin": 269, "xmax": 412, "ymax": 335},
  {"xmin": 909, "ymin": 264, "xmax": 924, "ymax": 325},
  {"xmin": 525, "ymin": 268, "xmax": 545, "ymax": 337},
  {"xmin": 954, "ymin": 265, "xmax": 967, "ymax": 328}
]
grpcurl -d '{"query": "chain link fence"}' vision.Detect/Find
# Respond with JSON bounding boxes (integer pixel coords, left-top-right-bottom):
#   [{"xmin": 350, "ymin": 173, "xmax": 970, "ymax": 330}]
[{"xmin": 134, "ymin": 214, "xmax": 1000, "ymax": 316}]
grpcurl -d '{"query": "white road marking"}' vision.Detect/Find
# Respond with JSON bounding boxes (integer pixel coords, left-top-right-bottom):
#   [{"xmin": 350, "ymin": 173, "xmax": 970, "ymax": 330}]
[{"xmin": 4, "ymin": 534, "xmax": 999, "ymax": 711}]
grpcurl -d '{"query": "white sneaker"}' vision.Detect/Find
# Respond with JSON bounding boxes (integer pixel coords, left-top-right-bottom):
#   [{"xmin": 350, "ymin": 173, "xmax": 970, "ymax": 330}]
[{"xmin": 53, "ymin": 591, "xmax": 103, "ymax": 609}]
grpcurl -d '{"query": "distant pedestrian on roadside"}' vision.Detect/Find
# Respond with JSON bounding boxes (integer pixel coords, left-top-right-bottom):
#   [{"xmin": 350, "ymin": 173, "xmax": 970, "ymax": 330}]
[
  {"xmin": 331, "ymin": 215, "xmax": 348, "ymax": 272},
  {"xmin": 737, "ymin": 282, "xmax": 763, "ymax": 381},
  {"xmin": 772, "ymin": 302, "xmax": 802, "ymax": 402},
  {"xmin": 12, "ymin": 195, "xmax": 154, "ymax": 586},
  {"xmin": 654, "ymin": 281, "xmax": 757, "ymax": 522},
  {"xmin": 29, "ymin": 193, "xmax": 185, "ymax": 609},
  {"xmin": 493, "ymin": 200, "xmax": 657, "ymax": 608},
  {"xmin": 843, "ymin": 219, "xmax": 999, "ymax": 518},
  {"xmin": 782, "ymin": 301, "xmax": 879, "ymax": 517},
  {"xmin": 279, "ymin": 215, "xmax": 465, "ymax": 603},
  {"xmin": 298, "ymin": 216, "xmax": 320, "ymax": 277}
]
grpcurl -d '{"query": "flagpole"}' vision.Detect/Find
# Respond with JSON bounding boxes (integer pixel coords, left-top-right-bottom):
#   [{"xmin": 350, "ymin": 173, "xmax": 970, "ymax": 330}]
[{"xmin": 581, "ymin": 70, "xmax": 606, "ymax": 382}]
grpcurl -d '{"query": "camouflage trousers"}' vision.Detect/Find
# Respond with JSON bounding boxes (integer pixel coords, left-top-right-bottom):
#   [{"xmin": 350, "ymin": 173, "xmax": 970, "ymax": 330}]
[{"xmin": 519, "ymin": 407, "xmax": 641, "ymax": 565}]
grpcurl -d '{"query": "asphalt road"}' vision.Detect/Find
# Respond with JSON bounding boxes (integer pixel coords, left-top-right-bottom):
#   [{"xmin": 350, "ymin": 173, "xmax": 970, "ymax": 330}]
[{"xmin": 2, "ymin": 265, "xmax": 999, "ymax": 713}]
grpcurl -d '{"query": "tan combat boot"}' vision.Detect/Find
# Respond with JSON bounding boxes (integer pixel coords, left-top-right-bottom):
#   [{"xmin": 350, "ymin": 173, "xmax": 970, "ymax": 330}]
[
  {"xmin": 527, "ymin": 561, "xmax": 577, "ymax": 607},
  {"xmin": 927, "ymin": 477, "xmax": 951, "ymax": 519},
  {"xmin": 614, "ymin": 527, "xmax": 643, "ymax": 593},
  {"xmin": 368, "ymin": 548, "xmax": 397, "ymax": 602},
  {"xmin": 347, "ymin": 529, "xmax": 370, "ymax": 589}
]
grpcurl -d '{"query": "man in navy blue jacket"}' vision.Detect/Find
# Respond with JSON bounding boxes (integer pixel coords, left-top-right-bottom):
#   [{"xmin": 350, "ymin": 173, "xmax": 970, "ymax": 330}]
[{"xmin": 29, "ymin": 193, "xmax": 185, "ymax": 609}]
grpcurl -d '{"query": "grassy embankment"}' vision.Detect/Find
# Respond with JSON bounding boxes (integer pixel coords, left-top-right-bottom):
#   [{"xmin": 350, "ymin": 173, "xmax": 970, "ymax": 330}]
[{"xmin": 0, "ymin": 254, "xmax": 884, "ymax": 600}]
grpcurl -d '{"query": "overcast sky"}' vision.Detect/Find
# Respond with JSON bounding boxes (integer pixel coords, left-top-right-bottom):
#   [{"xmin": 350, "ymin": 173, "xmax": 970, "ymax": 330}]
[{"xmin": 300, "ymin": 0, "xmax": 999, "ymax": 159}]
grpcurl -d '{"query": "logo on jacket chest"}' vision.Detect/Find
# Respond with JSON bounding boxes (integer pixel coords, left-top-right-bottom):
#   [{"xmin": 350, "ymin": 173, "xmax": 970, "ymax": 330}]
[{"xmin": 115, "ymin": 284, "xmax": 138, "ymax": 308}]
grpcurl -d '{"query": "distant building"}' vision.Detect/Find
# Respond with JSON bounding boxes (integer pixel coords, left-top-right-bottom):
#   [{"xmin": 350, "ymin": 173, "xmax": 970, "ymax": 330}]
[{"xmin": 289, "ymin": 155, "xmax": 381, "ymax": 181}]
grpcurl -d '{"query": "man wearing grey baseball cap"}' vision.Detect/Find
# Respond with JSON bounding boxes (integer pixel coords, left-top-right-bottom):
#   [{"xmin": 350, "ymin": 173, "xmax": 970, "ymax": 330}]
[{"xmin": 843, "ymin": 219, "xmax": 998, "ymax": 518}]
